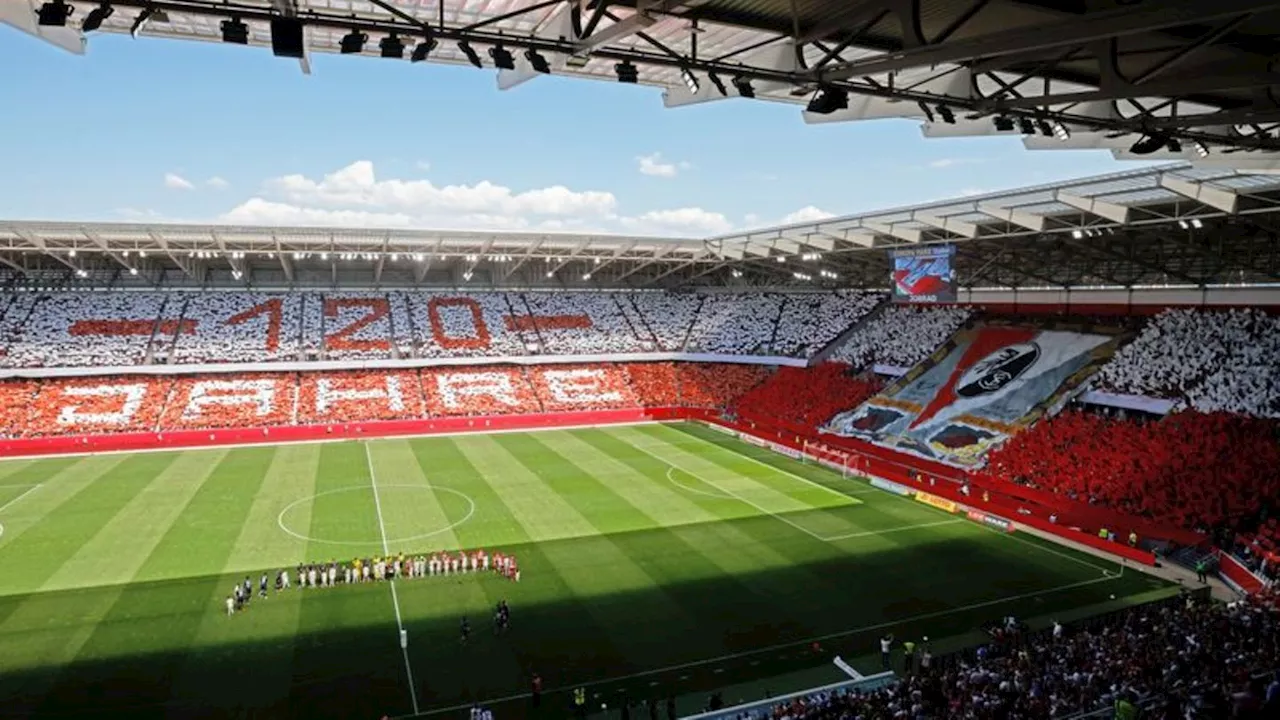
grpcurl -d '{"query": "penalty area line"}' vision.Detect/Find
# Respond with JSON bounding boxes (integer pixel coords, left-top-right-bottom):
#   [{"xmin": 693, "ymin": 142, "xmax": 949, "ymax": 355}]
[
  {"xmin": 391, "ymin": 572, "xmax": 1120, "ymax": 718},
  {"xmin": 365, "ymin": 442, "xmax": 421, "ymax": 717},
  {"xmin": 0, "ymin": 483, "xmax": 43, "ymax": 542}
]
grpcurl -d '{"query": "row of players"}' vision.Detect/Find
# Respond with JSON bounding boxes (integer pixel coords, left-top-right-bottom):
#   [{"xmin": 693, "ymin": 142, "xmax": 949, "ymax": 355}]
[{"xmin": 226, "ymin": 549, "xmax": 520, "ymax": 615}]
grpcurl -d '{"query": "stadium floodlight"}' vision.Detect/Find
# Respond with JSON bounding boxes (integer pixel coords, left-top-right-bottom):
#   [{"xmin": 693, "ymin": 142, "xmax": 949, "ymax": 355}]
[
  {"xmin": 340, "ymin": 30, "xmax": 367, "ymax": 55},
  {"xmin": 730, "ymin": 269, "xmax": 743, "ymax": 278},
  {"xmin": 129, "ymin": 267, "xmax": 138, "ymax": 275},
  {"xmin": 1191, "ymin": 141, "xmax": 1209, "ymax": 157},
  {"xmin": 76, "ymin": 269, "xmax": 87, "ymax": 278},
  {"xmin": 992, "ymin": 116, "xmax": 1015, "ymax": 132},
  {"xmin": 806, "ymin": 87, "xmax": 847, "ymax": 115},
  {"xmin": 489, "ymin": 45, "xmax": 515, "ymax": 70},
  {"xmin": 582, "ymin": 273, "xmax": 591, "ymax": 281},
  {"xmin": 1071, "ymin": 230, "xmax": 1083, "ymax": 239},
  {"xmin": 679, "ymin": 68, "xmax": 700, "ymax": 94},
  {"xmin": 936, "ymin": 105, "xmax": 955, "ymax": 124},
  {"xmin": 82, "ymin": 3, "xmax": 113, "ymax": 32},
  {"xmin": 614, "ymin": 61, "xmax": 638, "ymax": 84},
  {"xmin": 390, "ymin": 253, "xmax": 399, "ymax": 262},
  {"xmin": 1178, "ymin": 219, "xmax": 1190, "ymax": 229},
  {"xmin": 458, "ymin": 40, "xmax": 482, "ymax": 68},
  {"xmin": 380, "ymin": 34, "xmax": 405, "ymax": 59},
  {"xmin": 1052, "ymin": 122, "xmax": 1070, "ymax": 141},
  {"xmin": 220, "ymin": 17, "xmax": 248, "ymax": 45},
  {"xmin": 524, "ymin": 48, "xmax": 550, "ymax": 74},
  {"xmin": 130, "ymin": 7, "xmax": 168, "ymax": 38},
  {"xmin": 410, "ymin": 38, "xmax": 437, "ymax": 63},
  {"xmin": 1192, "ymin": 218, "xmax": 1204, "ymax": 228},
  {"xmin": 1018, "ymin": 117, "xmax": 1036, "ymax": 135},
  {"xmin": 545, "ymin": 271, "xmax": 554, "ymax": 278},
  {"xmin": 36, "ymin": 1, "xmax": 73, "ymax": 26},
  {"xmin": 732, "ymin": 76, "xmax": 754, "ymax": 98},
  {"xmin": 707, "ymin": 72, "xmax": 727, "ymax": 96},
  {"xmin": 1128, "ymin": 134, "xmax": 1168, "ymax": 155},
  {"xmin": 1166, "ymin": 138, "xmax": 1183, "ymax": 153},
  {"xmin": 68, "ymin": 249, "xmax": 77, "ymax": 257}
]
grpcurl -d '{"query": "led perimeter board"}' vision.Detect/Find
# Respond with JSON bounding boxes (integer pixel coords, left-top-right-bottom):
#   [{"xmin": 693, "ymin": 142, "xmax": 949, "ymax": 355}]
[{"xmin": 892, "ymin": 245, "xmax": 956, "ymax": 303}]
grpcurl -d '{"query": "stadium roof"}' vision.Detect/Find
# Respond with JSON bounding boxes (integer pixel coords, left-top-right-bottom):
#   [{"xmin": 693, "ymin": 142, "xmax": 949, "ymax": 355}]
[
  {"xmin": 3, "ymin": 162, "xmax": 1280, "ymax": 290},
  {"xmin": 6, "ymin": 0, "xmax": 1280, "ymax": 164}
]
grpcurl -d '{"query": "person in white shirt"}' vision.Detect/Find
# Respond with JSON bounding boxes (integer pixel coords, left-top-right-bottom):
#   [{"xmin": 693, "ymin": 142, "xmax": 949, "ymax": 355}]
[{"xmin": 226, "ymin": 595, "xmax": 235, "ymax": 616}]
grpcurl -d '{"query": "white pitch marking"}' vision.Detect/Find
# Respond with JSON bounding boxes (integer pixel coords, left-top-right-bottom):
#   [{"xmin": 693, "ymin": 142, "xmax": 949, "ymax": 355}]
[
  {"xmin": 820, "ymin": 518, "xmax": 965, "ymax": 541},
  {"xmin": 365, "ymin": 442, "xmax": 421, "ymax": 716},
  {"xmin": 664, "ymin": 429, "xmax": 857, "ymax": 504},
  {"xmin": 0, "ymin": 483, "xmax": 43, "ymax": 541},
  {"xmin": 394, "ymin": 573, "xmax": 1121, "ymax": 718},
  {"xmin": 664, "ymin": 467, "xmax": 734, "ymax": 500}
]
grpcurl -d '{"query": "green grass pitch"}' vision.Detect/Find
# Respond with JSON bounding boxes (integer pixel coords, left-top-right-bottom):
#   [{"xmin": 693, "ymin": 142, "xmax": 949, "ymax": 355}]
[{"xmin": 0, "ymin": 422, "xmax": 1171, "ymax": 719}]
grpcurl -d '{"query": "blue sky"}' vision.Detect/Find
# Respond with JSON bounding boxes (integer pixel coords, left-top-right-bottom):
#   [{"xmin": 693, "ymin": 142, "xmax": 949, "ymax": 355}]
[{"xmin": 0, "ymin": 28, "xmax": 1147, "ymax": 237}]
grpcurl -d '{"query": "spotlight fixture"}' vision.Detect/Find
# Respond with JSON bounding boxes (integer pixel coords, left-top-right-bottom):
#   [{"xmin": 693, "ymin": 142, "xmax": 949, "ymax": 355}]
[
  {"xmin": 1191, "ymin": 141, "xmax": 1210, "ymax": 158},
  {"xmin": 614, "ymin": 60, "xmax": 638, "ymax": 83},
  {"xmin": 1128, "ymin": 134, "xmax": 1169, "ymax": 155},
  {"xmin": 918, "ymin": 102, "xmax": 936, "ymax": 123},
  {"xmin": 524, "ymin": 48, "xmax": 550, "ymax": 74},
  {"xmin": 82, "ymin": 3, "xmax": 113, "ymax": 32},
  {"xmin": 68, "ymin": 249, "xmax": 77, "ymax": 257},
  {"xmin": 1037, "ymin": 119, "xmax": 1054, "ymax": 137},
  {"xmin": 936, "ymin": 105, "xmax": 955, "ymax": 124},
  {"xmin": 679, "ymin": 68, "xmax": 700, "ymax": 94},
  {"xmin": 993, "ymin": 116, "xmax": 1015, "ymax": 132},
  {"xmin": 1018, "ymin": 117, "xmax": 1036, "ymax": 135},
  {"xmin": 458, "ymin": 40, "xmax": 482, "ymax": 68},
  {"xmin": 489, "ymin": 45, "xmax": 515, "ymax": 70},
  {"xmin": 582, "ymin": 273, "xmax": 592, "ymax": 281},
  {"xmin": 731, "ymin": 76, "xmax": 754, "ymax": 98},
  {"xmin": 1166, "ymin": 138, "xmax": 1182, "ymax": 153},
  {"xmin": 1179, "ymin": 219, "xmax": 1190, "ymax": 229},
  {"xmin": 1191, "ymin": 218, "xmax": 1203, "ymax": 228},
  {"xmin": 129, "ymin": 7, "xmax": 168, "ymax": 38},
  {"xmin": 1051, "ymin": 122, "xmax": 1070, "ymax": 141},
  {"xmin": 380, "ymin": 34, "xmax": 404, "ymax": 59},
  {"xmin": 129, "ymin": 267, "xmax": 139, "ymax": 275},
  {"xmin": 410, "ymin": 37, "xmax": 438, "ymax": 63},
  {"xmin": 220, "ymin": 17, "xmax": 248, "ymax": 45},
  {"xmin": 340, "ymin": 29, "xmax": 367, "ymax": 55},
  {"xmin": 707, "ymin": 71, "xmax": 727, "ymax": 96},
  {"xmin": 806, "ymin": 87, "xmax": 848, "ymax": 115},
  {"xmin": 36, "ymin": 1, "xmax": 73, "ymax": 27}
]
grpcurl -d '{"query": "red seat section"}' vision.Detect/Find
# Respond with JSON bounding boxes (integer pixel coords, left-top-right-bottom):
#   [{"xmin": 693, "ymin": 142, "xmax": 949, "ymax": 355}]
[{"xmin": 733, "ymin": 362, "xmax": 883, "ymax": 429}]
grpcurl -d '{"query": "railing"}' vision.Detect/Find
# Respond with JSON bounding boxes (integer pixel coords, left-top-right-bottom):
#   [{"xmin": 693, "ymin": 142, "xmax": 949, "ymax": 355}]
[{"xmin": 678, "ymin": 672, "xmax": 896, "ymax": 720}]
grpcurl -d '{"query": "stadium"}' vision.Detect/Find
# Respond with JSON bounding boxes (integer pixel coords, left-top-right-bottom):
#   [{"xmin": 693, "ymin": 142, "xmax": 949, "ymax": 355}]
[{"xmin": 3, "ymin": 1, "xmax": 1280, "ymax": 719}]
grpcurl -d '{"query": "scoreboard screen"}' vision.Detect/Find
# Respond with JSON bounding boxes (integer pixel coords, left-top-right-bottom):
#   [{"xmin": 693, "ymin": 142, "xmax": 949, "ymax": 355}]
[{"xmin": 891, "ymin": 245, "xmax": 956, "ymax": 303}]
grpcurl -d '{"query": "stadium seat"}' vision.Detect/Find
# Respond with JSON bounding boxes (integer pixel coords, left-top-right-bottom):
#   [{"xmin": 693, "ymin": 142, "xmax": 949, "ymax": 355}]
[
  {"xmin": 829, "ymin": 304, "xmax": 972, "ymax": 369},
  {"xmin": 733, "ymin": 363, "xmax": 883, "ymax": 429}
]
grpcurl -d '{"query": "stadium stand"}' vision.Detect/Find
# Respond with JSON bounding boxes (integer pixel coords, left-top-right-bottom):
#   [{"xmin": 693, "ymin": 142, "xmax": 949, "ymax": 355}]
[
  {"xmin": 169, "ymin": 293, "xmax": 303, "ymax": 364},
  {"xmin": 407, "ymin": 292, "xmax": 529, "ymax": 358},
  {"xmin": 727, "ymin": 592, "xmax": 1279, "ymax": 720},
  {"xmin": 1095, "ymin": 307, "xmax": 1280, "ymax": 418},
  {"xmin": 979, "ymin": 409, "xmax": 1280, "ymax": 534},
  {"xmin": 677, "ymin": 363, "xmax": 770, "ymax": 410},
  {"xmin": 770, "ymin": 291, "xmax": 883, "ymax": 357},
  {"xmin": 2, "ymin": 292, "xmax": 168, "ymax": 367},
  {"xmin": 298, "ymin": 370, "xmax": 424, "ymax": 424},
  {"xmin": 828, "ymin": 304, "xmax": 972, "ymax": 369},
  {"xmin": 629, "ymin": 292, "xmax": 702, "ymax": 352},
  {"xmin": 684, "ymin": 293, "xmax": 785, "ymax": 354},
  {"xmin": 160, "ymin": 372, "xmax": 298, "ymax": 430},
  {"xmin": 520, "ymin": 292, "xmax": 649, "ymax": 354},
  {"xmin": 733, "ymin": 363, "xmax": 883, "ymax": 429}
]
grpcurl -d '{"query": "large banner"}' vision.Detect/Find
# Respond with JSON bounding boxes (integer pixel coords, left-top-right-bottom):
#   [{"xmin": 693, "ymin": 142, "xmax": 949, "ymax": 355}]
[
  {"xmin": 824, "ymin": 321, "xmax": 1125, "ymax": 467},
  {"xmin": 892, "ymin": 245, "xmax": 956, "ymax": 303}
]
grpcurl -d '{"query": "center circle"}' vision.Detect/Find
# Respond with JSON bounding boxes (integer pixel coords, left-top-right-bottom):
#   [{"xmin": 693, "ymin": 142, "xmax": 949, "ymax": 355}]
[{"xmin": 277, "ymin": 484, "xmax": 476, "ymax": 546}]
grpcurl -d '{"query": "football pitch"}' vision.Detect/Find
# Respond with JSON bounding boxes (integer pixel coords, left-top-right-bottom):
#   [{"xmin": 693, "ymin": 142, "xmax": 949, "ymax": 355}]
[{"xmin": 0, "ymin": 422, "xmax": 1171, "ymax": 719}]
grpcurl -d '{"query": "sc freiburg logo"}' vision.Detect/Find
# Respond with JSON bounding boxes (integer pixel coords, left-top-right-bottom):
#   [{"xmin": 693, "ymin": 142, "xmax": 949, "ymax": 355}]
[{"xmin": 956, "ymin": 343, "xmax": 1040, "ymax": 398}]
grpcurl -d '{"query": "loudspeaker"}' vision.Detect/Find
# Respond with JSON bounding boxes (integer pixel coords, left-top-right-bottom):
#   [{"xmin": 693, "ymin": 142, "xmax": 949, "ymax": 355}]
[{"xmin": 271, "ymin": 18, "xmax": 305, "ymax": 58}]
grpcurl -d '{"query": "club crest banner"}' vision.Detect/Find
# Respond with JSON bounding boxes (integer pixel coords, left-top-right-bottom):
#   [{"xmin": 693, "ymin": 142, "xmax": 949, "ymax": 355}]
[{"xmin": 824, "ymin": 321, "xmax": 1125, "ymax": 467}]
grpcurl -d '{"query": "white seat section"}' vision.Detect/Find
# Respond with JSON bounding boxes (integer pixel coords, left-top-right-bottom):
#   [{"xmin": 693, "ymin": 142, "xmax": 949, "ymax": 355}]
[
  {"xmin": 771, "ymin": 291, "xmax": 884, "ymax": 357},
  {"xmin": 407, "ymin": 291, "xmax": 528, "ymax": 358},
  {"xmin": 169, "ymin": 292, "xmax": 303, "ymax": 364},
  {"xmin": 685, "ymin": 293, "xmax": 785, "ymax": 355},
  {"xmin": 3, "ymin": 292, "xmax": 166, "ymax": 367},
  {"xmin": 629, "ymin": 292, "xmax": 702, "ymax": 351},
  {"xmin": 829, "ymin": 304, "xmax": 972, "ymax": 369},
  {"xmin": 519, "ymin": 291, "xmax": 647, "ymax": 354}
]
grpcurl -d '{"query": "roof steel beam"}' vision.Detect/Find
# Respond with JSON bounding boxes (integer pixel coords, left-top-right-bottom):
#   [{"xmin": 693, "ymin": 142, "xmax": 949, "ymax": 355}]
[
  {"xmin": 819, "ymin": 0, "xmax": 1280, "ymax": 82},
  {"xmin": 791, "ymin": 233, "xmax": 835, "ymax": 251},
  {"xmin": 1057, "ymin": 191, "xmax": 1130, "ymax": 224},
  {"xmin": 864, "ymin": 221, "xmax": 921, "ymax": 243},
  {"xmin": 993, "ymin": 71, "xmax": 1280, "ymax": 111},
  {"xmin": 913, "ymin": 212, "xmax": 978, "ymax": 238},
  {"xmin": 1159, "ymin": 174, "xmax": 1239, "ymax": 213},
  {"xmin": 977, "ymin": 203, "xmax": 1046, "ymax": 232},
  {"xmin": 273, "ymin": 233, "xmax": 294, "ymax": 283}
]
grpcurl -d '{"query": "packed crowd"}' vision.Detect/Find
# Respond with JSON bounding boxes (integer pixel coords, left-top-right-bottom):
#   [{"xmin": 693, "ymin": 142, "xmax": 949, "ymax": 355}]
[
  {"xmin": 1095, "ymin": 307, "xmax": 1280, "ymax": 418},
  {"xmin": 744, "ymin": 592, "xmax": 1279, "ymax": 719},
  {"xmin": 0, "ymin": 362, "xmax": 768, "ymax": 438},
  {"xmin": 227, "ymin": 549, "xmax": 521, "ymax": 617},
  {"xmin": 733, "ymin": 363, "xmax": 883, "ymax": 430},
  {"xmin": 979, "ymin": 409, "xmax": 1280, "ymax": 534},
  {"xmin": 0, "ymin": 290, "xmax": 887, "ymax": 367},
  {"xmin": 828, "ymin": 305, "xmax": 972, "ymax": 369}
]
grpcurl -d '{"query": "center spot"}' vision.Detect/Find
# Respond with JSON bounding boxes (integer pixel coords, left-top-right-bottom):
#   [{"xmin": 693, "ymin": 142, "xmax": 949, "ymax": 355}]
[{"xmin": 277, "ymin": 484, "xmax": 475, "ymax": 546}]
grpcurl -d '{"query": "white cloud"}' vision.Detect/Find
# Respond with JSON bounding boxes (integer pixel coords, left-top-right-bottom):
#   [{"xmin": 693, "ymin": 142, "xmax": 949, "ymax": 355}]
[
  {"xmin": 959, "ymin": 187, "xmax": 987, "ymax": 197},
  {"xmin": 927, "ymin": 157, "xmax": 981, "ymax": 169},
  {"xmin": 164, "ymin": 173, "xmax": 195, "ymax": 191},
  {"xmin": 115, "ymin": 208, "xmax": 168, "ymax": 222},
  {"xmin": 780, "ymin": 206, "xmax": 836, "ymax": 224},
  {"xmin": 207, "ymin": 176, "xmax": 229, "ymax": 190},
  {"xmin": 636, "ymin": 153, "xmax": 685, "ymax": 178},
  {"xmin": 215, "ymin": 160, "xmax": 733, "ymax": 237},
  {"xmin": 624, "ymin": 207, "xmax": 733, "ymax": 235}
]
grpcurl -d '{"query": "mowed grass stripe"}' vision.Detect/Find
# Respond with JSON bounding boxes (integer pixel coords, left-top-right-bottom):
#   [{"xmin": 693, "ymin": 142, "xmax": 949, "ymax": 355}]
[
  {"xmin": 29, "ymin": 448, "xmax": 277, "ymax": 718},
  {"xmin": 569, "ymin": 428, "xmax": 851, "ymax": 616},
  {"xmin": 454, "ymin": 435, "xmax": 707, "ymax": 661},
  {"xmin": 287, "ymin": 442, "xmax": 406, "ymax": 720},
  {"xmin": 374, "ymin": 438, "xmax": 526, "ymax": 707},
  {"xmin": 165, "ymin": 443, "xmax": 326, "ymax": 719},
  {"xmin": 39, "ymin": 450, "xmax": 229, "ymax": 592},
  {"xmin": 0, "ymin": 458, "xmax": 37, "ymax": 482},
  {"xmin": 0, "ymin": 454, "xmax": 173, "ymax": 599},
  {"xmin": 511, "ymin": 432, "xmax": 827, "ymax": 654},
  {"xmin": 401, "ymin": 435, "xmax": 632, "ymax": 707}
]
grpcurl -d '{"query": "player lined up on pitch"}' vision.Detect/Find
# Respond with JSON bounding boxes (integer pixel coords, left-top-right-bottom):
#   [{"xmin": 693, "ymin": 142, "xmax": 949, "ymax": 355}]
[{"xmin": 225, "ymin": 549, "xmax": 520, "ymax": 615}]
